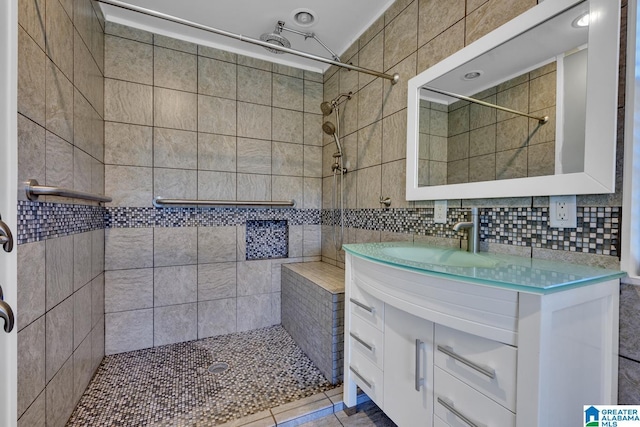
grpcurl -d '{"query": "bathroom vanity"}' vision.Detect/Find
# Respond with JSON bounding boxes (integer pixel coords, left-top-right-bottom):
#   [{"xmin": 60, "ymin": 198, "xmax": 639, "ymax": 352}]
[{"xmin": 342, "ymin": 242, "xmax": 625, "ymax": 427}]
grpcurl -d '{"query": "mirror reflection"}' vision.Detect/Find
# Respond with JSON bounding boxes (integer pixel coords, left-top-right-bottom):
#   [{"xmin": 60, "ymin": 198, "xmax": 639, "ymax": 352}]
[{"xmin": 416, "ymin": 0, "xmax": 589, "ymax": 188}]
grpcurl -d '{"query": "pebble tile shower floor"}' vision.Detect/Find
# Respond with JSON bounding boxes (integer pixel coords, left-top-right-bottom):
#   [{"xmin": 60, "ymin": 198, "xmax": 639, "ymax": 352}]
[{"xmin": 66, "ymin": 325, "xmax": 336, "ymax": 426}]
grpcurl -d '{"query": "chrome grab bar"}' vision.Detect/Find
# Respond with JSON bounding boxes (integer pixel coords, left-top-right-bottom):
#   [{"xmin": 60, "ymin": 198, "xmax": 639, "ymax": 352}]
[
  {"xmin": 437, "ymin": 345, "xmax": 496, "ymax": 379},
  {"xmin": 349, "ymin": 366, "xmax": 372, "ymax": 389},
  {"xmin": 153, "ymin": 197, "xmax": 295, "ymax": 208},
  {"xmin": 437, "ymin": 397, "xmax": 481, "ymax": 427},
  {"xmin": 349, "ymin": 298, "xmax": 374, "ymax": 314},
  {"xmin": 25, "ymin": 179, "xmax": 112, "ymax": 203},
  {"xmin": 349, "ymin": 332, "xmax": 374, "ymax": 353}
]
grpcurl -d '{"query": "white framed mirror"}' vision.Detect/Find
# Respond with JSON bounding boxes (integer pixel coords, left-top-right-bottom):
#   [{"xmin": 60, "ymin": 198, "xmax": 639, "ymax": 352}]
[{"xmin": 406, "ymin": 0, "xmax": 620, "ymax": 200}]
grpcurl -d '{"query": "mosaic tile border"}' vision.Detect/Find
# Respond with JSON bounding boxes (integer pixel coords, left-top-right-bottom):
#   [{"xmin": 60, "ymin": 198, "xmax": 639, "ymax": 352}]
[
  {"xmin": 322, "ymin": 206, "xmax": 620, "ymax": 256},
  {"xmin": 17, "ymin": 201, "xmax": 620, "ymax": 256}
]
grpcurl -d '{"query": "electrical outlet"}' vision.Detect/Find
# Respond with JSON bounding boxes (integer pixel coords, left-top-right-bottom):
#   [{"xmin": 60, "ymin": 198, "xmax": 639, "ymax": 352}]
[
  {"xmin": 549, "ymin": 195, "xmax": 577, "ymax": 228},
  {"xmin": 434, "ymin": 200, "xmax": 447, "ymax": 224}
]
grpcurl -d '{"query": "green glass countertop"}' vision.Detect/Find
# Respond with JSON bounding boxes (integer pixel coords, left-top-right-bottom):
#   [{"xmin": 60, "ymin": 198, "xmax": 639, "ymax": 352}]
[{"xmin": 342, "ymin": 242, "xmax": 626, "ymax": 294}]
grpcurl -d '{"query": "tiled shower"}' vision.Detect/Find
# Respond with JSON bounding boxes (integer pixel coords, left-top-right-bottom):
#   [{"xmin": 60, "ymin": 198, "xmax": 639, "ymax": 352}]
[{"xmin": 13, "ymin": 0, "xmax": 639, "ymax": 425}]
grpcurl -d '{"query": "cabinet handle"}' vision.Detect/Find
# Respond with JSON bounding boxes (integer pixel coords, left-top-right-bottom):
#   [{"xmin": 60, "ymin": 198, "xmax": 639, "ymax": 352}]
[
  {"xmin": 350, "ymin": 298, "xmax": 374, "ymax": 313},
  {"xmin": 349, "ymin": 332, "xmax": 374, "ymax": 352},
  {"xmin": 437, "ymin": 345, "xmax": 496, "ymax": 379},
  {"xmin": 437, "ymin": 397, "xmax": 480, "ymax": 427},
  {"xmin": 415, "ymin": 339, "xmax": 424, "ymax": 391},
  {"xmin": 349, "ymin": 366, "xmax": 373, "ymax": 389}
]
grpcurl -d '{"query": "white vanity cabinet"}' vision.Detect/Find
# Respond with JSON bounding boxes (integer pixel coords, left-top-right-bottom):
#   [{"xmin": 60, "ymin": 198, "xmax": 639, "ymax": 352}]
[{"xmin": 342, "ymin": 244, "xmax": 623, "ymax": 427}]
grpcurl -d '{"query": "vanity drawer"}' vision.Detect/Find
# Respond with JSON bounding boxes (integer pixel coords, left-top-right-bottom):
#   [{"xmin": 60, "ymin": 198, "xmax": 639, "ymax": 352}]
[
  {"xmin": 349, "ymin": 346, "xmax": 384, "ymax": 408},
  {"xmin": 349, "ymin": 283, "xmax": 384, "ymax": 330},
  {"xmin": 435, "ymin": 367, "xmax": 515, "ymax": 427},
  {"xmin": 435, "ymin": 324, "xmax": 517, "ymax": 412},
  {"xmin": 350, "ymin": 314, "xmax": 384, "ymax": 369}
]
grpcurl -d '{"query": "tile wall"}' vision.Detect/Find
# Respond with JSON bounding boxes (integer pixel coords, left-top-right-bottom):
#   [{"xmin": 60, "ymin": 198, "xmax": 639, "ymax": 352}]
[
  {"xmin": 101, "ymin": 23, "xmax": 325, "ymax": 354},
  {"xmin": 16, "ymin": 0, "xmax": 106, "ymax": 426},
  {"xmin": 319, "ymin": 0, "xmax": 636, "ymax": 402}
]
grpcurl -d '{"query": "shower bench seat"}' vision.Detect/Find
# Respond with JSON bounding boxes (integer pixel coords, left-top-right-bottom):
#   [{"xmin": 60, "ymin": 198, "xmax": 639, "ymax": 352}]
[{"xmin": 281, "ymin": 262, "xmax": 345, "ymax": 385}]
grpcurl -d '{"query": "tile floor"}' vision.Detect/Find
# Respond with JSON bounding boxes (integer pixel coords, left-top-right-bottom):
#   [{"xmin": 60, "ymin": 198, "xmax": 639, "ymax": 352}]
[{"xmin": 66, "ymin": 325, "xmax": 337, "ymax": 426}]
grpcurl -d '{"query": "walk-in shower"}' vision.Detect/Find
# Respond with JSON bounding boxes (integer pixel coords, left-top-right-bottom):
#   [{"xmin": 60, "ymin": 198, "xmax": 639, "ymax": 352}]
[{"xmin": 322, "ymin": 92, "xmax": 352, "ymax": 251}]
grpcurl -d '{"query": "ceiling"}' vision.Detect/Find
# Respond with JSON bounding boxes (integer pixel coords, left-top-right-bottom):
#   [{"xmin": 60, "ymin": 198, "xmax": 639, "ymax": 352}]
[{"xmin": 98, "ymin": 0, "xmax": 396, "ymax": 73}]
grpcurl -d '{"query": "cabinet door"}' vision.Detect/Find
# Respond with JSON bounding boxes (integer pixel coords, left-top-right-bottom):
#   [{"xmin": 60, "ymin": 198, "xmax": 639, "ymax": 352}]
[{"xmin": 383, "ymin": 305, "xmax": 434, "ymax": 427}]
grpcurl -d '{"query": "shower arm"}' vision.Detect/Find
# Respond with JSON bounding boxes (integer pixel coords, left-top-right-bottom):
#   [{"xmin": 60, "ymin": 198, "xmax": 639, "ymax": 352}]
[
  {"xmin": 95, "ymin": 0, "xmax": 400, "ymax": 85},
  {"xmin": 278, "ymin": 23, "xmax": 341, "ymax": 62}
]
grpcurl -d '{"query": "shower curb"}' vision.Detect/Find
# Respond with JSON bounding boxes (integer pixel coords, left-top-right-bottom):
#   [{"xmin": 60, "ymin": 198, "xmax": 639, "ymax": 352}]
[{"xmin": 217, "ymin": 386, "xmax": 370, "ymax": 427}]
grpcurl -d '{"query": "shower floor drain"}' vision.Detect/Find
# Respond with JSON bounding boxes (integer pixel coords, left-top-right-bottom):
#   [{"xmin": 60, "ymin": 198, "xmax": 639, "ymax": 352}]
[{"xmin": 208, "ymin": 362, "xmax": 229, "ymax": 374}]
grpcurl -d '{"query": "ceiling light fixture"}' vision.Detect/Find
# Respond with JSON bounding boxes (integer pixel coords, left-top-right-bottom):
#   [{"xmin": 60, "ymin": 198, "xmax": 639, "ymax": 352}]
[
  {"xmin": 462, "ymin": 70, "xmax": 483, "ymax": 80},
  {"xmin": 292, "ymin": 8, "xmax": 316, "ymax": 27},
  {"xmin": 572, "ymin": 12, "xmax": 590, "ymax": 28}
]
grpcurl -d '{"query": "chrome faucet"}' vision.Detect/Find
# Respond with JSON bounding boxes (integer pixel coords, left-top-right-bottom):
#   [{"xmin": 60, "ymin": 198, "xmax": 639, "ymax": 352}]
[{"xmin": 452, "ymin": 207, "xmax": 479, "ymax": 254}]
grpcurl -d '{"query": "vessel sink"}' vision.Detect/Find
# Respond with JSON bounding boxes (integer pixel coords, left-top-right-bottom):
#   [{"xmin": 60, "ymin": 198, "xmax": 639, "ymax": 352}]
[{"xmin": 381, "ymin": 246, "xmax": 500, "ymax": 268}]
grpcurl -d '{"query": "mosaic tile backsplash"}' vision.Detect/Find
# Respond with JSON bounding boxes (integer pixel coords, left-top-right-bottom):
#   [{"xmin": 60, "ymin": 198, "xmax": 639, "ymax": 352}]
[
  {"xmin": 246, "ymin": 220, "xmax": 288, "ymax": 260},
  {"xmin": 17, "ymin": 201, "xmax": 620, "ymax": 256}
]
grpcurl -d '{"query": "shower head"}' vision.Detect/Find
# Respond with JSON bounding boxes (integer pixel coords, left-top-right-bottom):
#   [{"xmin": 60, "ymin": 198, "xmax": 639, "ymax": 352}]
[
  {"xmin": 320, "ymin": 102, "xmax": 333, "ymax": 116},
  {"xmin": 260, "ymin": 21, "xmax": 291, "ymax": 54},
  {"xmin": 322, "ymin": 121, "xmax": 336, "ymax": 136},
  {"xmin": 320, "ymin": 92, "xmax": 353, "ymax": 116}
]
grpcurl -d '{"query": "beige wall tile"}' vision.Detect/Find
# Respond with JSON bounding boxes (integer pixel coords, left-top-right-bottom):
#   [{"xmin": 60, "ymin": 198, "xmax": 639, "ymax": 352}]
[
  {"xmin": 74, "ymin": 30, "xmax": 104, "ymax": 117},
  {"xmin": 105, "ymin": 309, "xmax": 153, "ymax": 354},
  {"xmin": 417, "ymin": 20, "xmax": 465, "ymax": 72},
  {"xmin": 238, "ymin": 65, "xmax": 272, "ymax": 105},
  {"xmin": 105, "ymin": 79, "xmax": 153, "ymax": 125},
  {"xmin": 198, "ymin": 298, "xmax": 236, "ymax": 338},
  {"xmin": 359, "ymin": 32, "xmax": 383, "ymax": 89},
  {"xmin": 358, "ymin": 79, "xmax": 382, "ymax": 128},
  {"xmin": 496, "ymin": 147, "xmax": 527, "ymax": 180},
  {"xmin": 447, "ymin": 158, "xmax": 469, "ymax": 184},
  {"xmin": 198, "ymin": 95, "xmax": 236, "ymax": 135},
  {"xmin": 17, "ymin": 241, "xmax": 45, "ymax": 331},
  {"xmin": 303, "ymin": 145, "xmax": 322, "ymax": 178},
  {"xmin": 18, "ymin": 28, "xmax": 46, "ymax": 126},
  {"xmin": 273, "ymin": 108, "xmax": 303, "ymax": 144},
  {"xmin": 45, "ymin": 356, "xmax": 74, "ymax": 427},
  {"xmin": 528, "ymin": 141, "xmax": 555, "ymax": 177},
  {"xmin": 45, "ymin": 59, "xmax": 73, "ymax": 143},
  {"xmin": 198, "ymin": 227, "xmax": 237, "ymax": 263},
  {"xmin": 72, "ymin": 334, "xmax": 93, "ymax": 405},
  {"xmin": 469, "ymin": 124, "xmax": 497, "ymax": 157},
  {"xmin": 384, "ymin": 1, "xmax": 418, "ymax": 70},
  {"xmin": 154, "ymin": 87, "xmax": 197, "ymax": 131},
  {"xmin": 154, "ymin": 168, "xmax": 197, "ymax": 199},
  {"xmin": 19, "ymin": 0, "xmax": 45, "ymax": 49},
  {"xmin": 496, "ymin": 116, "xmax": 528, "ymax": 152},
  {"xmin": 237, "ymin": 55, "xmax": 272, "ymax": 71},
  {"xmin": 74, "ymin": 89, "xmax": 103, "ymax": 161},
  {"xmin": 303, "ymin": 178, "xmax": 322, "ymax": 209},
  {"xmin": 198, "ymin": 263, "xmax": 237, "ymax": 301},
  {"xmin": 357, "ymin": 121, "xmax": 382, "ymax": 169},
  {"xmin": 45, "ymin": 235, "xmax": 73, "ymax": 310},
  {"xmin": 272, "ymin": 175, "xmax": 303, "ymax": 204},
  {"xmin": 304, "ymin": 113, "xmax": 323, "ymax": 146},
  {"xmin": 418, "ymin": 0, "xmax": 464, "ymax": 46},
  {"xmin": 104, "ymin": 35, "xmax": 153, "ymax": 85},
  {"xmin": 154, "ymin": 46, "xmax": 197, "ymax": 92},
  {"xmin": 154, "ymin": 265, "xmax": 198, "ymax": 306},
  {"xmin": 154, "ymin": 128, "xmax": 197, "ymax": 169},
  {"xmin": 73, "ymin": 232, "xmax": 92, "ymax": 292},
  {"xmin": 17, "ymin": 317, "xmax": 45, "ymax": 417},
  {"xmin": 154, "ymin": 303, "xmax": 197, "ymax": 346},
  {"xmin": 237, "ymin": 102, "xmax": 271, "ymax": 139},
  {"xmin": 73, "ymin": 282, "xmax": 92, "ymax": 349},
  {"xmin": 469, "ymin": 154, "xmax": 496, "ymax": 182},
  {"xmin": 382, "ymin": 109, "xmax": 408, "ymax": 163},
  {"xmin": 237, "ymin": 137, "xmax": 271, "ymax": 174},
  {"xmin": 104, "ymin": 122, "xmax": 152, "ymax": 167},
  {"xmin": 45, "ymin": 295, "xmax": 73, "ymax": 382},
  {"xmin": 73, "ymin": 147, "xmax": 92, "ymax": 194},
  {"xmin": 198, "ymin": 171, "xmax": 236, "ymax": 200},
  {"xmin": 356, "ymin": 166, "xmax": 381, "ymax": 209},
  {"xmin": 198, "ymin": 56, "xmax": 236, "ymax": 99},
  {"xmin": 382, "ymin": 160, "xmax": 409, "ymax": 208},
  {"xmin": 105, "ymin": 165, "xmax": 152, "ymax": 207},
  {"xmin": 465, "ymin": 0, "xmax": 536, "ymax": 44},
  {"xmin": 237, "ymin": 294, "xmax": 275, "ymax": 332},
  {"xmin": 304, "ymin": 80, "xmax": 323, "ymax": 114},
  {"xmin": 273, "ymin": 141, "xmax": 303, "ymax": 176},
  {"xmin": 237, "ymin": 173, "xmax": 271, "ymax": 201},
  {"xmin": 105, "ymin": 21, "xmax": 153, "ymax": 43},
  {"xmin": 105, "ymin": 268, "xmax": 154, "ymax": 313},
  {"xmin": 154, "ymin": 34, "xmax": 197, "ymax": 53},
  {"xmin": 45, "ymin": 0, "xmax": 73, "ymax": 80},
  {"xmin": 154, "ymin": 227, "xmax": 197, "ymax": 267},
  {"xmin": 17, "ymin": 115, "xmax": 46, "ymax": 199},
  {"xmin": 198, "ymin": 133, "xmax": 236, "ymax": 172},
  {"xmin": 105, "ymin": 228, "xmax": 154, "ymax": 270}
]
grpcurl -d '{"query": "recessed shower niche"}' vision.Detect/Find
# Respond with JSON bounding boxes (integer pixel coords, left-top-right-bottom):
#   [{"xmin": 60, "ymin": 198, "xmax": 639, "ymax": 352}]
[{"xmin": 246, "ymin": 220, "xmax": 289, "ymax": 260}]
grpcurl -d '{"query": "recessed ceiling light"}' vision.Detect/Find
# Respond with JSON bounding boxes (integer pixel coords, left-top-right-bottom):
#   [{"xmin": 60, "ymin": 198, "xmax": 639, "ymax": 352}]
[
  {"xmin": 462, "ymin": 70, "xmax": 483, "ymax": 80},
  {"xmin": 292, "ymin": 9, "xmax": 316, "ymax": 27},
  {"xmin": 572, "ymin": 12, "xmax": 590, "ymax": 28}
]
